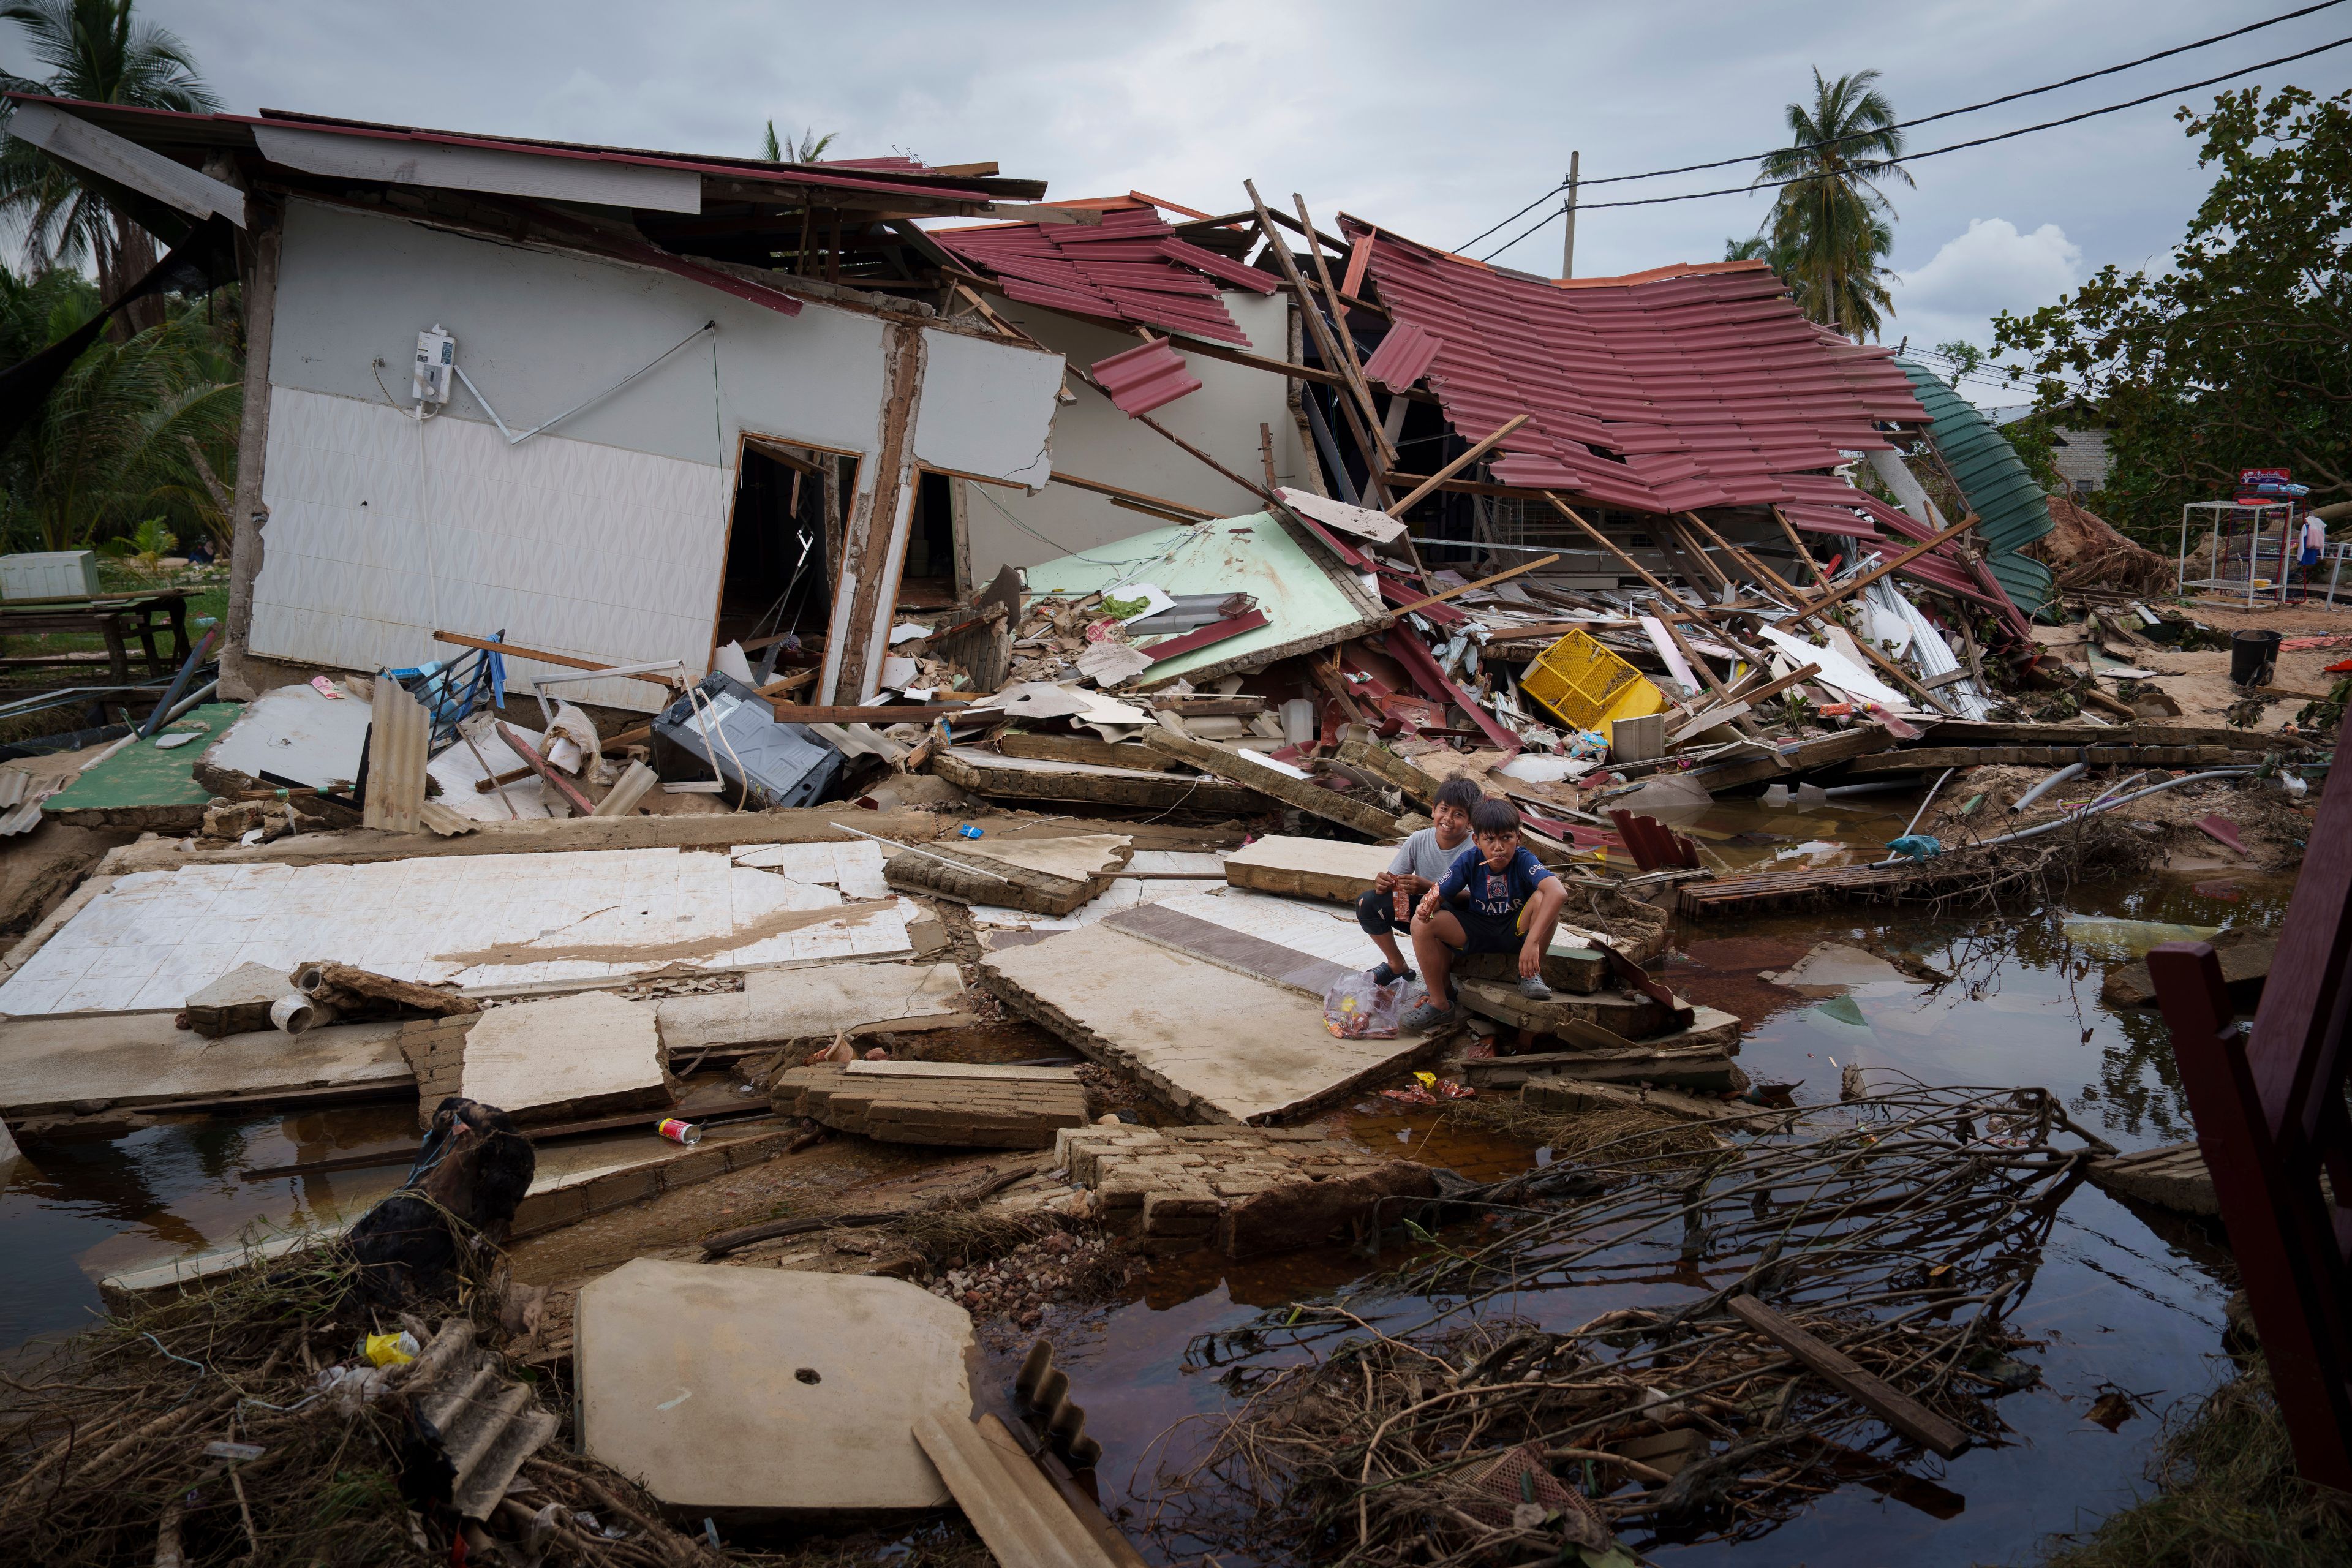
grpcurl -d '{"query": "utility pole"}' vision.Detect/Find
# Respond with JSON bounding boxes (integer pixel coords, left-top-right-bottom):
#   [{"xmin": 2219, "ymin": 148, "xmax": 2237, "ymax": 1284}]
[{"xmin": 1560, "ymin": 151, "xmax": 1580, "ymax": 280}]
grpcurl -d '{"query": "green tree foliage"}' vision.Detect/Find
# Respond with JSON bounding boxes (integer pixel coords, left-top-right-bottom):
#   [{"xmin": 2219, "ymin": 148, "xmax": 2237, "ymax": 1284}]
[
  {"xmin": 1934, "ymin": 339, "xmax": 1983, "ymax": 377},
  {"xmin": 0, "ymin": 0, "xmax": 217, "ymax": 322},
  {"xmin": 760, "ymin": 119, "xmax": 837, "ymax": 163},
  {"xmin": 0, "ymin": 287, "xmax": 239, "ymax": 553},
  {"xmin": 1993, "ymin": 86, "xmax": 2351, "ymax": 537},
  {"xmin": 1752, "ymin": 68, "xmax": 1909, "ymax": 340}
]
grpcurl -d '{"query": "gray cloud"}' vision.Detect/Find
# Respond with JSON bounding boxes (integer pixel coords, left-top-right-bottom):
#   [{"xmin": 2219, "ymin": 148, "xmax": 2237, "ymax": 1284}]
[{"xmin": 36, "ymin": 1, "xmax": 2351, "ymax": 393}]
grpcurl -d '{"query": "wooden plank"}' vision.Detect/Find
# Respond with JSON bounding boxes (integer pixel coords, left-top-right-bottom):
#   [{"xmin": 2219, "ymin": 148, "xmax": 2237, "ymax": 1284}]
[
  {"xmin": 1682, "ymin": 724, "xmax": 1893, "ymax": 791},
  {"xmin": 1385, "ymin": 552, "xmax": 1558, "ymax": 618},
  {"xmin": 495, "ymin": 722, "xmax": 595, "ymax": 816},
  {"xmin": 1725, "ymin": 1295, "xmax": 1970, "ymax": 1458},
  {"xmin": 1045, "ymin": 469, "xmax": 1216, "ymax": 521},
  {"xmin": 1102, "ymin": 901, "xmax": 1355, "ymax": 997},
  {"xmin": 1139, "ymin": 728, "xmax": 1402, "ymax": 838},
  {"xmin": 432, "ymin": 630, "xmax": 679, "ymax": 688},
  {"xmin": 914, "ymin": 1413, "xmax": 1108, "ymax": 1568},
  {"xmin": 1385, "ymin": 414, "xmax": 1531, "ymax": 517},
  {"xmin": 769, "ymin": 704, "xmax": 966, "ymax": 723},
  {"xmin": 1333, "ymin": 737, "xmax": 1441, "ymax": 807},
  {"xmin": 845, "ymin": 1059, "xmax": 1081, "ymax": 1082},
  {"xmin": 1784, "ymin": 514, "xmax": 1980, "ymax": 627},
  {"xmin": 1842, "ymin": 744, "xmax": 2231, "ymax": 773},
  {"xmin": 1728, "ymin": 662, "xmax": 1822, "ymax": 710}
]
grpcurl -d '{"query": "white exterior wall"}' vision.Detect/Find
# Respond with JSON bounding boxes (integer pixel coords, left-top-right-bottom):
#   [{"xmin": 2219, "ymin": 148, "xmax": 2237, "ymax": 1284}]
[
  {"xmin": 960, "ymin": 292, "xmax": 1313, "ymax": 573},
  {"xmin": 255, "ymin": 198, "xmax": 1061, "ymax": 710}
]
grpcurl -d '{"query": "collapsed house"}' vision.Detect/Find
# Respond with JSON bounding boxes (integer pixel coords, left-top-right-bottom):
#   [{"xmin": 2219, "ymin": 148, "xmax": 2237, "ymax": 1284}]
[{"xmin": 0, "ymin": 92, "xmax": 2337, "ymax": 1567}]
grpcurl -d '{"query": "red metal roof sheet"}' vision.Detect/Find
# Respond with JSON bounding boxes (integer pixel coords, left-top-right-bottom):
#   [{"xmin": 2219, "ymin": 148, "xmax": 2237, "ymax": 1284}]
[
  {"xmin": 1343, "ymin": 220, "xmax": 1926, "ymax": 517},
  {"xmin": 938, "ymin": 207, "xmax": 1272, "ymax": 346},
  {"xmin": 1090, "ymin": 337, "xmax": 1203, "ymax": 417},
  {"xmin": 1362, "ymin": 323, "xmax": 1439, "ymax": 390}
]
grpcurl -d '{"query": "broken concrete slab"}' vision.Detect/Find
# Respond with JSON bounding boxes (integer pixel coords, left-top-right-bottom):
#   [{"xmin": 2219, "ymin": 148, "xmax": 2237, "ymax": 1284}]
[
  {"xmin": 40, "ymin": 701, "xmax": 243, "ymax": 831},
  {"xmin": 1760, "ymin": 943, "xmax": 1915, "ymax": 989},
  {"xmin": 460, "ymin": 992, "xmax": 668, "ymax": 1124},
  {"xmin": 577, "ymin": 1258, "xmax": 974, "ymax": 1517},
  {"xmin": 2084, "ymin": 1140, "xmax": 2217, "ymax": 1216},
  {"xmin": 983, "ymin": 923, "xmax": 1442, "ymax": 1124},
  {"xmin": 0, "ymin": 1012, "xmax": 409, "ymax": 1118},
  {"xmin": 1453, "ymin": 941, "xmax": 1610, "ymax": 995},
  {"xmin": 0, "ymin": 848, "xmax": 921, "ymax": 1014},
  {"xmin": 773, "ymin": 1063, "xmax": 1087, "ymax": 1148},
  {"xmin": 2101, "ymin": 929, "xmax": 2274, "ymax": 1009},
  {"xmin": 1140, "ymin": 726, "xmax": 1404, "ymax": 838},
  {"xmin": 1221, "ymin": 835, "xmax": 1400, "ymax": 903},
  {"xmin": 194, "ymin": 679, "xmax": 370, "ymax": 796},
  {"xmin": 183, "ymin": 960, "xmax": 299, "ymax": 1038},
  {"xmin": 731, "ymin": 840, "xmax": 891, "ymax": 898},
  {"xmin": 655, "ymin": 962, "xmax": 965, "ymax": 1063},
  {"xmin": 1452, "ymin": 979, "xmax": 1684, "ymax": 1042},
  {"xmin": 965, "ymin": 850, "xmax": 1226, "ymax": 932},
  {"xmin": 99, "ymin": 1121, "xmax": 807, "ymax": 1298},
  {"xmin": 883, "ymin": 839, "xmax": 1109, "ymax": 916},
  {"xmin": 1055, "ymin": 1122, "xmax": 1436, "ymax": 1258}
]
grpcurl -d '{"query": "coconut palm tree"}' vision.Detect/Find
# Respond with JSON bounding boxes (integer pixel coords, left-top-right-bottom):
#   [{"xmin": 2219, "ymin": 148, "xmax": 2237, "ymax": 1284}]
[
  {"xmin": 1, "ymin": 297, "xmax": 238, "ymax": 552},
  {"xmin": 761, "ymin": 119, "xmax": 837, "ymax": 163},
  {"xmin": 0, "ymin": 0, "xmax": 218, "ymax": 330},
  {"xmin": 1754, "ymin": 67, "xmax": 1910, "ymax": 340}
]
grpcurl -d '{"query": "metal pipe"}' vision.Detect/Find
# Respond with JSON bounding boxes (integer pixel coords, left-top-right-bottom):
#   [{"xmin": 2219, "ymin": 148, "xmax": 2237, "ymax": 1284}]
[
  {"xmin": 2008, "ymin": 761, "xmax": 2086, "ymax": 815},
  {"xmin": 137, "ymin": 626, "xmax": 218, "ymax": 738}
]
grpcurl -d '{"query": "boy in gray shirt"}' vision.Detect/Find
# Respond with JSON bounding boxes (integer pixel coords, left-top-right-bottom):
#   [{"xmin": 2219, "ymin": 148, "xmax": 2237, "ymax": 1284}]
[{"xmin": 1355, "ymin": 776, "xmax": 1484, "ymax": 986}]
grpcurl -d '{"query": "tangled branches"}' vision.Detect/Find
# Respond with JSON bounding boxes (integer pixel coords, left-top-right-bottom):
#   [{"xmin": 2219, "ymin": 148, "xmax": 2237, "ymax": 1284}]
[
  {"xmin": 0, "ymin": 1248, "xmax": 718, "ymax": 1568},
  {"xmin": 1148, "ymin": 1085, "xmax": 2095, "ymax": 1564}
]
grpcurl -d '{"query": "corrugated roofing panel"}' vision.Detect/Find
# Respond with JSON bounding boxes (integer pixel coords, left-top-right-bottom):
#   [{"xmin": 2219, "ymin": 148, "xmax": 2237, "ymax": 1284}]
[
  {"xmin": 1090, "ymin": 338, "xmax": 1202, "ymax": 417},
  {"xmin": 940, "ymin": 206, "xmax": 1264, "ymax": 344},
  {"xmin": 1894, "ymin": 359, "xmax": 2056, "ymax": 617}
]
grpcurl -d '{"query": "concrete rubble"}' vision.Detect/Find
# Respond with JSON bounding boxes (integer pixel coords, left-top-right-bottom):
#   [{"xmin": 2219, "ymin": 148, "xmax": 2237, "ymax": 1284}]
[{"xmin": 0, "ymin": 88, "xmax": 2334, "ymax": 1568}]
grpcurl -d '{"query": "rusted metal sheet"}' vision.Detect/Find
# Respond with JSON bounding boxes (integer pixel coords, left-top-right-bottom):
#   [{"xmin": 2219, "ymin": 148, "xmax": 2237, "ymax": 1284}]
[
  {"xmin": 2148, "ymin": 750, "xmax": 2352, "ymax": 1491},
  {"xmin": 1090, "ymin": 337, "xmax": 1201, "ymax": 417}
]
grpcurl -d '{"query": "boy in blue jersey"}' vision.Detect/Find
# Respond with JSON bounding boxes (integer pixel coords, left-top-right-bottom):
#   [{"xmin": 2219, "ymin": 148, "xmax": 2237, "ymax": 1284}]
[{"xmin": 1399, "ymin": 796, "xmax": 1566, "ymax": 1032}]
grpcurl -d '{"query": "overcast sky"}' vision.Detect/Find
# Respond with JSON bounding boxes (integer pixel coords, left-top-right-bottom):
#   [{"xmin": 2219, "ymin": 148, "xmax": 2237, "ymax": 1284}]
[{"xmin": 30, "ymin": 2, "xmax": 2352, "ymax": 402}]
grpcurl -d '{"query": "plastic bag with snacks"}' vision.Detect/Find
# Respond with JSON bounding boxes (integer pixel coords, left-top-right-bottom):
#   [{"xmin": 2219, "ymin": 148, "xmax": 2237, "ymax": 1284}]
[{"xmin": 1321, "ymin": 973, "xmax": 1422, "ymax": 1039}]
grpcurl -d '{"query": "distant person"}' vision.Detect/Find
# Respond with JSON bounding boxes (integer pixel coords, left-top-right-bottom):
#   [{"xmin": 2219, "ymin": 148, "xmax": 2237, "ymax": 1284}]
[
  {"xmin": 1400, "ymin": 797, "xmax": 1569, "ymax": 1033},
  {"xmin": 2299, "ymin": 514, "xmax": 2327, "ymax": 595},
  {"xmin": 185, "ymin": 538, "xmax": 214, "ymax": 566},
  {"xmin": 1355, "ymin": 775, "xmax": 1483, "ymax": 986}
]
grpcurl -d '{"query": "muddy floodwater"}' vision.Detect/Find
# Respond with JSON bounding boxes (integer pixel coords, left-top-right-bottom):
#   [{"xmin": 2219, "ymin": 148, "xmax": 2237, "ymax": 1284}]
[{"xmin": 0, "ymin": 849, "xmax": 2283, "ymax": 1564}]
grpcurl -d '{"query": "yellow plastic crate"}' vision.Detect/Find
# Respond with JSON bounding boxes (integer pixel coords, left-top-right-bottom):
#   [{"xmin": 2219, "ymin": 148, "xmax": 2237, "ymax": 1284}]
[{"xmin": 1520, "ymin": 627, "xmax": 1667, "ymax": 732}]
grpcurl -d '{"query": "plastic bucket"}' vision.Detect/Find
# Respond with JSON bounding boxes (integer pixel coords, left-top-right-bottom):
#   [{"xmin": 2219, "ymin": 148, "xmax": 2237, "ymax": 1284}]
[{"xmin": 2230, "ymin": 629, "xmax": 2283, "ymax": 687}]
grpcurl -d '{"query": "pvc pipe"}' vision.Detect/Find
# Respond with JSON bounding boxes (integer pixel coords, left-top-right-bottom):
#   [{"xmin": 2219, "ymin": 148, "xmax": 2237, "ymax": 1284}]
[
  {"xmin": 1902, "ymin": 768, "xmax": 1958, "ymax": 839},
  {"xmin": 271, "ymin": 995, "xmax": 317, "ymax": 1035},
  {"xmin": 2009, "ymin": 761, "xmax": 2086, "ymax": 815},
  {"xmin": 1870, "ymin": 768, "xmax": 2260, "ymax": 868}
]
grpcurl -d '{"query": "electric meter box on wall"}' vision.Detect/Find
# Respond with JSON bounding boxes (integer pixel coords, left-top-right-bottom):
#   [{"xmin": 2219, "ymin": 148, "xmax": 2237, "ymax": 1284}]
[{"xmin": 412, "ymin": 325, "xmax": 454, "ymax": 405}]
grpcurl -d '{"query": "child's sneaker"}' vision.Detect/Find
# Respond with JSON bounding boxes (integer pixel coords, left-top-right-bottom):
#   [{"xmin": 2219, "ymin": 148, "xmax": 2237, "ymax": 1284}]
[
  {"xmin": 1370, "ymin": 962, "xmax": 1417, "ymax": 987},
  {"xmin": 1517, "ymin": 973, "xmax": 1554, "ymax": 1001}
]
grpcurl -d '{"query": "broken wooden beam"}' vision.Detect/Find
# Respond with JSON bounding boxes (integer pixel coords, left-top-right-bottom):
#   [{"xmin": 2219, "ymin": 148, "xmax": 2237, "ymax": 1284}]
[
  {"xmin": 930, "ymin": 744, "xmax": 1270, "ymax": 816},
  {"xmin": 1725, "ymin": 1294, "xmax": 1970, "ymax": 1458}
]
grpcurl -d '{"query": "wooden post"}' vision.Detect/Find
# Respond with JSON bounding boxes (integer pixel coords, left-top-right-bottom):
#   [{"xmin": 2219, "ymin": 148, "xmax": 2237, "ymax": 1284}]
[
  {"xmin": 1387, "ymin": 554, "xmax": 1558, "ymax": 619},
  {"xmin": 1772, "ymin": 506, "xmax": 1830, "ymax": 586},
  {"xmin": 1541, "ymin": 494, "xmax": 1709, "ymax": 620},
  {"xmin": 1683, "ymin": 512, "xmax": 1805, "ymax": 602},
  {"xmin": 1726, "ymin": 1296, "xmax": 1969, "ymax": 1458},
  {"xmin": 1786, "ymin": 514, "xmax": 1979, "ymax": 628},
  {"xmin": 1385, "ymin": 413, "xmax": 1531, "ymax": 518},
  {"xmin": 221, "ymin": 198, "xmax": 282, "ymax": 701},
  {"xmin": 1245, "ymin": 181, "xmax": 1391, "ymax": 506},
  {"xmin": 1292, "ymin": 193, "xmax": 1391, "ymax": 470},
  {"xmin": 827, "ymin": 322, "xmax": 926, "ymax": 703}
]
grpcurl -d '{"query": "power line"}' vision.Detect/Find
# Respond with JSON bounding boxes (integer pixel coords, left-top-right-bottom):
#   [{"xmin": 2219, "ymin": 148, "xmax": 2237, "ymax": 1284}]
[
  {"xmin": 1476, "ymin": 32, "xmax": 2352, "ymax": 261},
  {"xmin": 1454, "ymin": 0, "xmax": 2348, "ymax": 250}
]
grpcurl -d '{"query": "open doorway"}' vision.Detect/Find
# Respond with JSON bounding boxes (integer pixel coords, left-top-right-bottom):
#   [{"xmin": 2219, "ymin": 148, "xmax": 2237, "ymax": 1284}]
[
  {"xmin": 898, "ymin": 470, "xmax": 960, "ymax": 609},
  {"xmin": 717, "ymin": 437, "xmax": 855, "ymax": 659}
]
